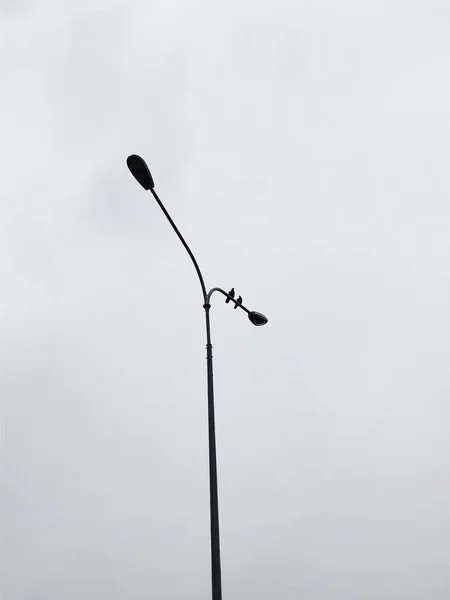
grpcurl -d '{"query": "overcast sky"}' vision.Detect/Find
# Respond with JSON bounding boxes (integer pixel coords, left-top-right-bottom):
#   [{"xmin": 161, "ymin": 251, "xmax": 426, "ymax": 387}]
[{"xmin": 2, "ymin": 1, "xmax": 450, "ymax": 599}]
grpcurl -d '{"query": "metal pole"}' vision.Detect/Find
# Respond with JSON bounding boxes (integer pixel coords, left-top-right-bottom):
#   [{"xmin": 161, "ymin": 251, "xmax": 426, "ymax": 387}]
[
  {"xmin": 127, "ymin": 157, "xmax": 265, "ymax": 600},
  {"xmin": 150, "ymin": 186, "xmax": 223, "ymax": 599},
  {"xmin": 204, "ymin": 302, "xmax": 222, "ymax": 600}
]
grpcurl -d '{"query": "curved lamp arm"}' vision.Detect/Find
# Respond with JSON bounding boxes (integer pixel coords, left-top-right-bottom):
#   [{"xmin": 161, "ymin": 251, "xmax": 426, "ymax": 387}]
[
  {"xmin": 208, "ymin": 287, "xmax": 268, "ymax": 326},
  {"xmin": 207, "ymin": 287, "xmax": 250, "ymax": 314},
  {"xmin": 150, "ymin": 188, "xmax": 208, "ymax": 303},
  {"xmin": 127, "ymin": 154, "xmax": 207, "ymax": 303}
]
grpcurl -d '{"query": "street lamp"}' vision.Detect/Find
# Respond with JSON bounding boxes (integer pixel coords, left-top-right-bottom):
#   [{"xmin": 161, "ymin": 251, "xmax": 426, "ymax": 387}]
[{"xmin": 126, "ymin": 154, "xmax": 268, "ymax": 600}]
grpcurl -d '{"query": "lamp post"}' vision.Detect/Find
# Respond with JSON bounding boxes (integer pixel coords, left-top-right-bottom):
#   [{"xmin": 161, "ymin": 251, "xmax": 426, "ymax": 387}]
[{"xmin": 126, "ymin": 154, "xmax": 268, "ymax": 600}]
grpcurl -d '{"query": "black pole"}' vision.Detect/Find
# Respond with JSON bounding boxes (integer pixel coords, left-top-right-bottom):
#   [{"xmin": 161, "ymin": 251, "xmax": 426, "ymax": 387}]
[
  {"xmin": 149, "ymin": 188, "xmax": 208, "ymax": 300},
  {"xmin": 149, "ymin": 186, "xmax": 223, "ymax": 599},
  {"xmin": 204, "ymin": 302, "xmax": 222, "ymax": 600},
  {"xmin": 204, "ymin": 304, "xmax": 222, "ymax": 600},
  {"xmin": 127, "ymin": 156, "xmax": 264, "ymax": 600}
]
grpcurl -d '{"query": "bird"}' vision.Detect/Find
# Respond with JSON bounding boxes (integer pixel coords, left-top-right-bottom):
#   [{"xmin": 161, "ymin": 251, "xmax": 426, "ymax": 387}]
[
  {"xmin": 225, "ymin": 288, "xmax": 235, "ymax": 303},
  {"xmin": 234, "ymin": 295, "xmax": 243, "ymax": 309}
]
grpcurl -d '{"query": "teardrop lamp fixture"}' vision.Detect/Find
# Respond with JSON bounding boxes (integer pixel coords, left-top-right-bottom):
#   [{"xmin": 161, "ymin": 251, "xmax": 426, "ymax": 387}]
[
  {"xmin": 127, "ymin": 154, "xmax": 154, "ymax": 190},
  {"xmin": 248, "ymin": 311, "xmax": 268, "ymax": 326}
]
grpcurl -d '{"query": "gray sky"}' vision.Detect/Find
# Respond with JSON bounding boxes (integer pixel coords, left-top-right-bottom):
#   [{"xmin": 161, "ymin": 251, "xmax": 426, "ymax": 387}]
[{"xmin": 2, "ymin": 1, "xmax": 450, "ymax": 598}]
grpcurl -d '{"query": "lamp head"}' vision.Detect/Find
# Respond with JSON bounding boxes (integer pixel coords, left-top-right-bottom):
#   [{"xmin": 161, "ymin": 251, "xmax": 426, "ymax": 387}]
[
  {"xmin": 248, "ymin": 311, "xmax": 268, "ymax": 326},
  {"xmin": 126, "ymin": 155, "xmax": 154, "ymax": 190}
]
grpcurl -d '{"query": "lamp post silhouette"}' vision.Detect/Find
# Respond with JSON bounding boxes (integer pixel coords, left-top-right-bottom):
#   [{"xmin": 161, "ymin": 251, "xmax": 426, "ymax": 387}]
[{"xmin": 126, "ymin": 154, "xmax": 268, "ymax": 600}]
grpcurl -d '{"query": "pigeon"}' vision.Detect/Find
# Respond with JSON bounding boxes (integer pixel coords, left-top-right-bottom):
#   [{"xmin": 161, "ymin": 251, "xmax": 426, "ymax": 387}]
[
  {"xmin": 225, "ymin": 288, "xmax": 235, "ymax": 303},
  {"xmin": 234, "ymin": 295, "xmax": 243, "ymax": 309}
]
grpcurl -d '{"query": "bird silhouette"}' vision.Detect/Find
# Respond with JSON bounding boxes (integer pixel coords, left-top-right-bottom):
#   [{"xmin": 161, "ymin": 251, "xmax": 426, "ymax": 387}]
[
  {"xmin": 225, "ymin": 288, "xmax": 235, "ymax": 303},
  {"xmin": 234, "ymin": 295, "xmax": 243, "ymax": 309}
]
